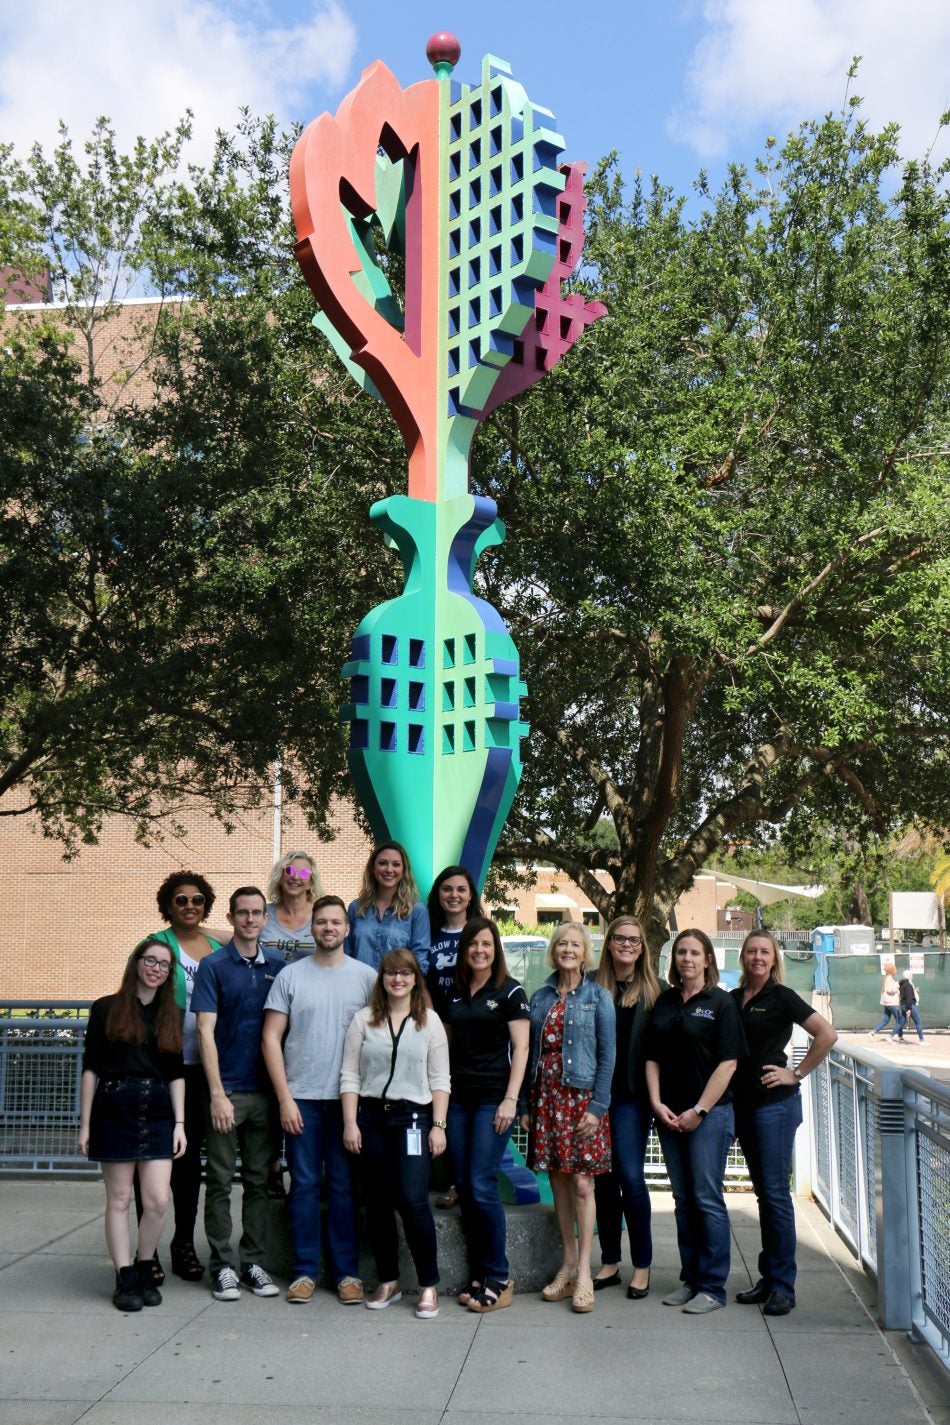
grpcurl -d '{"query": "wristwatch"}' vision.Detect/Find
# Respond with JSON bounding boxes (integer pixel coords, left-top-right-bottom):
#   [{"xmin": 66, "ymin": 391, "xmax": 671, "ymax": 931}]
[
  {"xmin": 432, "ymin": 1119, "xmax": 447, "ymax": 1130},
  {"xmin": 692, "ymin": 1105, "xmax": 708, "ymax": 1119},
  {"xmin": 792, "ymin": 1067, "xmax": 803, "ymax": 1082}
]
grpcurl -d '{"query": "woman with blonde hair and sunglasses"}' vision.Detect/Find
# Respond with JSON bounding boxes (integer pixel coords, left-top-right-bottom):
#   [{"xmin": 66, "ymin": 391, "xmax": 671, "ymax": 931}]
[
  {"xmin": 260, "ymin": 851, "xmax": 325, "ymax": 965},
  {"xmin": 591, "ymin": 916, "xmax": 665, "ymax": 1300},
  {"xmin": 731, "ymin": 930, "xmax": 836, "ymax": 1316}
]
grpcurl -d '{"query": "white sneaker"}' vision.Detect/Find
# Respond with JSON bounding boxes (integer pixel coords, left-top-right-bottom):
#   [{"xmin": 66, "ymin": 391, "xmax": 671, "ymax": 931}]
[{"xmin": 211, "ymin": 1266, "xmax": 241, "ymax": 1301}]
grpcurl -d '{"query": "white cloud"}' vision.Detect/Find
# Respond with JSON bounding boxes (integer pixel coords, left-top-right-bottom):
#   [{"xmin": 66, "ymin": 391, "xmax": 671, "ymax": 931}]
[
  {"xmin": 670, "ymin": 0, "xmax": 950, "ymax": 161},
  {"xmin": 0, "ymin": 0, "xmax": 357, "ymax": 165}
]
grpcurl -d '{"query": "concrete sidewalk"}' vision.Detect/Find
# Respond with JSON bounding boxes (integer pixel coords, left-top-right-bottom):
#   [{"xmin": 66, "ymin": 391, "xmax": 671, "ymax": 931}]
[{"xmin": 0, "ymin": 1182, "xmax": 946, "ymax": 1425}]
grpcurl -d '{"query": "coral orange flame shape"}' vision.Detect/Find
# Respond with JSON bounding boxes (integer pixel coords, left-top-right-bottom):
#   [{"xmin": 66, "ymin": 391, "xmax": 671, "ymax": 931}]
[{"xmin": 290, "ymin": 61, "xmax": 441, "ymax": 499}]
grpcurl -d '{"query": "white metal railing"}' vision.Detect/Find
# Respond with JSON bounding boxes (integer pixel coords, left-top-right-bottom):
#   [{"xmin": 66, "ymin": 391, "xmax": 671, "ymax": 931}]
[{"xmin": 796, "ymin": 1032, "xmax": 950, "ymax": 1371}]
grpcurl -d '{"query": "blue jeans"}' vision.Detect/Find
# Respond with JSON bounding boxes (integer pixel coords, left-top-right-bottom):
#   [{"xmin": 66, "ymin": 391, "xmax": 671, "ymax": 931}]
[
  {"xmin": 447, "ymin": 1098, "xmax": 513, "ymax": 1282},
  {"xmin": 872, "ymin": 1006, "xmax": 902, "ymax": 1033},
  {"xmin": 594, "ymin": 1095, "xmax": 653, "ymax": 1268},
  {"xmin": 284, "ymin": 1099, "xmax": 359, "ymax": 1283},
  {"xmin": 658, "ymin": 1102, "xmax": 734, "ymax": 1304},
  {"xmin": 891, "ymin": 1006, "xmax": 924, "ymax": 1040},
  {"xmin": 358, "ymin": 1100, "xmax": 439, "ymax": 1287},
  {"xmin": 734, "ymin": 1093, "xmax": 803, "ymax": 1300}
]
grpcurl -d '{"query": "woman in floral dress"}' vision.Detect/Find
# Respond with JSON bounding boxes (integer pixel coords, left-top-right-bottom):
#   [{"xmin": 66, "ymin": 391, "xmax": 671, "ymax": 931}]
[{"xmin": 523, "ymin": 923, "xmax": 615, "ymax": 1313}]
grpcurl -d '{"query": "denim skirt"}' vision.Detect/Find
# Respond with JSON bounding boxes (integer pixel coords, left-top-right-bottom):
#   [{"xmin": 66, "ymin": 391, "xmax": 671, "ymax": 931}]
[{"xmin": 88, "ymin": 1076, "xmax": 174, "ymax": 1162}]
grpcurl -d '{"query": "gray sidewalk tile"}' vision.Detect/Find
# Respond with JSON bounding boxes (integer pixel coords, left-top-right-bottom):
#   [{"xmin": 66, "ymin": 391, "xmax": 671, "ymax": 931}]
[
  {"xmin": 0, "ymin": 1310, "xmax": 180, "ymax": 1401},
  {"xmin": 104, "ymin": 1312, "xmax": 477, "ymax": 1410},
  {"xmin": 776, "ymin": 1331, "xmax": 931, "ymax": 1425},
  {"xmin": 0, "ymin": 1406, "xmax": 94, "ymax": 1425},
  {"xmin": 450, "ymin": 1321, "xmax": 798, "ymax": 1422}
]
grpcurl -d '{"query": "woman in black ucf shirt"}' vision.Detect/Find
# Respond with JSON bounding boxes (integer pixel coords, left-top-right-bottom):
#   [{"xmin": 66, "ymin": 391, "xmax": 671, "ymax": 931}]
[
  {"xmin": 645, "ymin": 928, "xmax": 745, "ymax": 1314},
  {"xmin": 446, "ymin": 917, "xmax": 530, "ymax": 1313},
  {"xmin": 731, "ymin": 931, "xmax": 836, "ymax": 1315}
]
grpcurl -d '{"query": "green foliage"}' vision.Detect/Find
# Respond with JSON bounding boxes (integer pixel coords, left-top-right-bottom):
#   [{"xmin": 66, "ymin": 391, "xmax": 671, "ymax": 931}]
[
  {"xmin": 0, "ymin": 114, "xmax": 403, "ymax": 850},
  {"xmin": 472, "ymin": 100, "xmax": 950, "ymax": 942}
]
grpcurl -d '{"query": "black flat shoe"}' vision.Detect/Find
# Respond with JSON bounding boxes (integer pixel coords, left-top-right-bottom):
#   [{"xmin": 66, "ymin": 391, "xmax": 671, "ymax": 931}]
[
  {"xmin": 735, "ymin": 1279, "xmax": 769, "ymax": 1304},
  {"xmin": 627, "ymin": 1270, "xmax": 650, "ymax": 1300},
  {"xmin": 593, "ymin": 1270, "xmax": 621, "ymax": 1292},
  {"xmin": 763, "ymin": 1291, "xmax": 795, "ymax": 1316}
]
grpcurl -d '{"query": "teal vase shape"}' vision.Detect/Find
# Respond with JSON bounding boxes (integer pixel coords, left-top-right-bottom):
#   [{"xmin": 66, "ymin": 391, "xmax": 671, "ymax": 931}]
[{"xmin": 341, "ymin": 492, "xmax": 527, "ymax": 896}]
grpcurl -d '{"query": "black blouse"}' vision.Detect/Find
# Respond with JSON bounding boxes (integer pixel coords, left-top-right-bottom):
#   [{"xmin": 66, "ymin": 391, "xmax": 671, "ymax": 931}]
[{"xmin": 82, "ymin": 995, "xmax": 184, "ymax": 1084}]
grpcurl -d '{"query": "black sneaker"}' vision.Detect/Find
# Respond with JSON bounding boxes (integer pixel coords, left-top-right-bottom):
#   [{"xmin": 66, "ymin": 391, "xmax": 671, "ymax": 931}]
[
  {"xmin": 113, "ymin": 1265, "xmax": 144, "ymax": 1312},
  {"xmin": 240, "ymin": 1264, "xmax": 279, "ymax": 1297},
  {"xmin": 211, "ymin": 1266, "xmax": 241, "ymax": 1301}
]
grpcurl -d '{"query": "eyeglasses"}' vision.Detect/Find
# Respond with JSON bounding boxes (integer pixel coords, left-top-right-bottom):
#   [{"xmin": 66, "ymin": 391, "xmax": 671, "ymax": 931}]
[
  {"xmin": 140, "ymin": 956, "xmax": 172, "ymax": 973},
  {"xmin": 611, "ymin": 934, "xmax": 642, "ymax": 947},
  {"xmin": 173, "ymin": 894, "xmax": 205, "ymax": 908},
  {"xmin": 284, "ymin": 865, "xmax": 312, "ymax": 880},
  {"xmin": 383, "ymin": 971, "xmax": 413, "ymax": 980}
]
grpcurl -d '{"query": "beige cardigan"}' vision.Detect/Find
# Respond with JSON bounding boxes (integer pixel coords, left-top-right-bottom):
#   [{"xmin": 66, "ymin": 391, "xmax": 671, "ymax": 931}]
[{"xmin": 340, "ymin": 1006, "xmax": 450, "ymax": 1104}]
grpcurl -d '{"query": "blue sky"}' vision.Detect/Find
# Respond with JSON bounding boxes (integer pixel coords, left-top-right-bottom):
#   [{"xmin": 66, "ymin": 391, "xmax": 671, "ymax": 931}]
[{"xmin": 1, "ymin": 0, "xmax": 947, "ymax": 199}]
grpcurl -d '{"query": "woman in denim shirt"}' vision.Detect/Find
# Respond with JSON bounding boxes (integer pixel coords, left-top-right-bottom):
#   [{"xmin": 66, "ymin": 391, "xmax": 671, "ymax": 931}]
[
  {"xmin": 346, "ymin": 841, "xmax": 430, "ymax": 973},
  {"xmin": 522, "ymin": 923, "xmax": 615, "ymax": 1313}
]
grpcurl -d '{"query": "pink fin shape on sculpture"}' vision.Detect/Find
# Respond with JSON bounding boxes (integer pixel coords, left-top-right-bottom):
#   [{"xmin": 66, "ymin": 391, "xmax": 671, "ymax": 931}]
[{"xmin": 481, "ymin": 163, "xmax": 606, "ymax": 415}]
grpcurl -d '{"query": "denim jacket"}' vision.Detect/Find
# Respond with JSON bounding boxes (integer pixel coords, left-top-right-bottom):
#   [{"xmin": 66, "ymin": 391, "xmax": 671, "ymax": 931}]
[{"xmin": 527, "ymin": 973, "xmax": 616, "ymax": 1119}]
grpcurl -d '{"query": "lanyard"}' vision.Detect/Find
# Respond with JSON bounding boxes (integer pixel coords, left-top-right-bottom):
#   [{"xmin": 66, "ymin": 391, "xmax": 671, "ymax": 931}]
[{"xmin": 381, "ymin": 1014, "xmax": 409, "ymax": 1101}]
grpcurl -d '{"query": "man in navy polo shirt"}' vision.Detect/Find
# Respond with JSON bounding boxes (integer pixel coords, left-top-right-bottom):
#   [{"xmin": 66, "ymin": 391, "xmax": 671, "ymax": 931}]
[{"xmin": 193, "ymin": 886, "xmax": 285, "ymax": 1302}]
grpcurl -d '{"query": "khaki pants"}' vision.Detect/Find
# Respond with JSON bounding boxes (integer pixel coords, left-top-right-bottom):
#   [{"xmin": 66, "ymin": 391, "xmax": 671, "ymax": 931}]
[{"xmin": 203, "ymin": 1090, "xmax": 275, "ymax": 1273}]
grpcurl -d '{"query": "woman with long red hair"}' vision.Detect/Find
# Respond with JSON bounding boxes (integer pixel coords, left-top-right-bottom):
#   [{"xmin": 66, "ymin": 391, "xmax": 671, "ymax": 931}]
[{"xmin": 78, "ymin": 938, "xmax": 186, "ymax": 1312}]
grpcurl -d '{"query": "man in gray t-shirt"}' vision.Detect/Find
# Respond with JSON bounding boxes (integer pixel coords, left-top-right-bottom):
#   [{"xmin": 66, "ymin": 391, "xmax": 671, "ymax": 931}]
[{"xmin": 262, "ymin": 895, "xmax": 375, "ymax": 1305}]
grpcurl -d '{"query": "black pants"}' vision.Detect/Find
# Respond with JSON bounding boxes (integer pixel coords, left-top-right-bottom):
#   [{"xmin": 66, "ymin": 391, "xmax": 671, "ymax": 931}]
[
  {"xmin": 135, "ymin": 1062, "xmax": 208, "ymax": 1242},
  {"xmin": 357, "ymin": 1099, "xmax": 439, "ymax": 1288}
]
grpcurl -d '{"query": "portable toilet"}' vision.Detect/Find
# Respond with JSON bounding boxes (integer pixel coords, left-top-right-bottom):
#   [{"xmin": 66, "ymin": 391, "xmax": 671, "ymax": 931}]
[
  {"xmin": 811, "ymin": 926, "xmax": 834, "ymax": 994},
  {"xmin": 835, "ymin": 925, "xmax": 874, "ymax": 956}
]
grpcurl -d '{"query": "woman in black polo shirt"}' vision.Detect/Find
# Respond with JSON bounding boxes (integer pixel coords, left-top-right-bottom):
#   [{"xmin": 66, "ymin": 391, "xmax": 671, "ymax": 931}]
[
  {"xmin": 645, "ymin": 928, "xmax": 746, "ymax": 1315},
  {"xmin": 446, "ymin": 917, "xmax": 530, "ymax": 1314},
  {"xmin": 731, "ymin": 931, "xmax": 837, "ymax": 1316}
]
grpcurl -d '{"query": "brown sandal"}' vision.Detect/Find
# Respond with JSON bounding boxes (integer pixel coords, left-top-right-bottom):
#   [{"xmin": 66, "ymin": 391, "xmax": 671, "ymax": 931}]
[{"xmin": 572, "ymin": 1280, "xmax": 595, "ymax": 1313}]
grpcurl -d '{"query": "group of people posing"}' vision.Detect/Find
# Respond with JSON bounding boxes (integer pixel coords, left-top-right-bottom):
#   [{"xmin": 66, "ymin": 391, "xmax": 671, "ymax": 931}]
[{"xmin": 79, "ymin": 841, "xmax": 836, "ymax": 1322}]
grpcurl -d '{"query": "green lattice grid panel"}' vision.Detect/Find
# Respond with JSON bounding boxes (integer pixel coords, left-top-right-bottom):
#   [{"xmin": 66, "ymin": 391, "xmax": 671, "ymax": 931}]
[
  {"xmin": 439, "ymin": 629, "xmax": 520, "ymax": 756},
  {"xmin": 446, "ymin": 59, "xmax": 564, "ymax": 415}
]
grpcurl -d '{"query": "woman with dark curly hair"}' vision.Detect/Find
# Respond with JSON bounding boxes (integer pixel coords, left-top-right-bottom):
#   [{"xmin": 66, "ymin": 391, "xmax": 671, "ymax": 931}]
[
  {"xmin": 135, "ymin": 870, "xmax": 222, "ymax": 1283},
  {"xmin": 79, "ymin": 938, "xmax": 185, "ymax": 1310}
]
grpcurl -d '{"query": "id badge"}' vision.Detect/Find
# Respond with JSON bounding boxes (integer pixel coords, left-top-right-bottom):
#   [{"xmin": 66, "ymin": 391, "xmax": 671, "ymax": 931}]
[{"xmin": 406, "ymin": 1126, "xmax": 423, "ymax": 1156}]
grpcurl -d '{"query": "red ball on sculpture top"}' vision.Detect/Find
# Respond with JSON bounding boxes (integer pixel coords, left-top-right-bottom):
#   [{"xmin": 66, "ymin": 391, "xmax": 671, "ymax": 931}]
[{"xmin": 426, "ymin": 31, "xmax": 461, "ymax": 72}]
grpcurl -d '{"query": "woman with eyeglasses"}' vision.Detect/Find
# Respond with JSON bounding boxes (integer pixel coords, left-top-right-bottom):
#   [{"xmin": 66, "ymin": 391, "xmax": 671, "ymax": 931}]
[
  {"xmin": 137, "ymin": 870, "xmax": 222, "ymax": 1284},
  {"xmin": 347, "ymin": 841, "xmax": 430, "ymax": 974},
  {"xmin": 79, "ymin": 938, "xmax": 185, "ymax": 1310},
  {"xmin": 341, "ymin": 948, "xmax": 450, "ymax": 1317},
  {"xmin": 260, "ymin": 851, "xmax": 325, "ymax": 964},
  {"xmin": 591, "ymin": 918, "xmax": 665, "ymax": 1300}
]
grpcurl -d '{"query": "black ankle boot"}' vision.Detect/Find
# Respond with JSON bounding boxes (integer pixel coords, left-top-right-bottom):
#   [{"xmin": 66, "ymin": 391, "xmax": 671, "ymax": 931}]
[
  {"xmin": 113, "ymin": 1264, "xmax": 144, "ymax": 1312},
  {"xmin": 135, "ymin": 1257, "xmax": 162, "ymax": 1306}
]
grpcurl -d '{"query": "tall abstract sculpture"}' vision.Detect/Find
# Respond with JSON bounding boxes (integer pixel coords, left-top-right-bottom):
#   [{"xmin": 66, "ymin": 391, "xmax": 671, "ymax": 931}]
[{"xmin": 290, "ymin": 34, "xmax": 605, "ymax": 895}]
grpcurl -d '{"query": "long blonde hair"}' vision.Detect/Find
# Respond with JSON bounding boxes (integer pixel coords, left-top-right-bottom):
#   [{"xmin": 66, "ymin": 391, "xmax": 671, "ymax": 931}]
[
  {"xmin": 594, "ymin": 917, "xmax": 661, "ymax": 1010},
  {"xmin": 355, "ymin": 840, "xmax": 421, "ymax": 920}
]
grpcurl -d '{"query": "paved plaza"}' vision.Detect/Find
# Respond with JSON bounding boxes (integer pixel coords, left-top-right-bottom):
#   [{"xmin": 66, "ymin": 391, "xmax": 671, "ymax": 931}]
[{"xmin": 1, "ymin": 1181, "xmax": 947, "ymax": 1425}]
